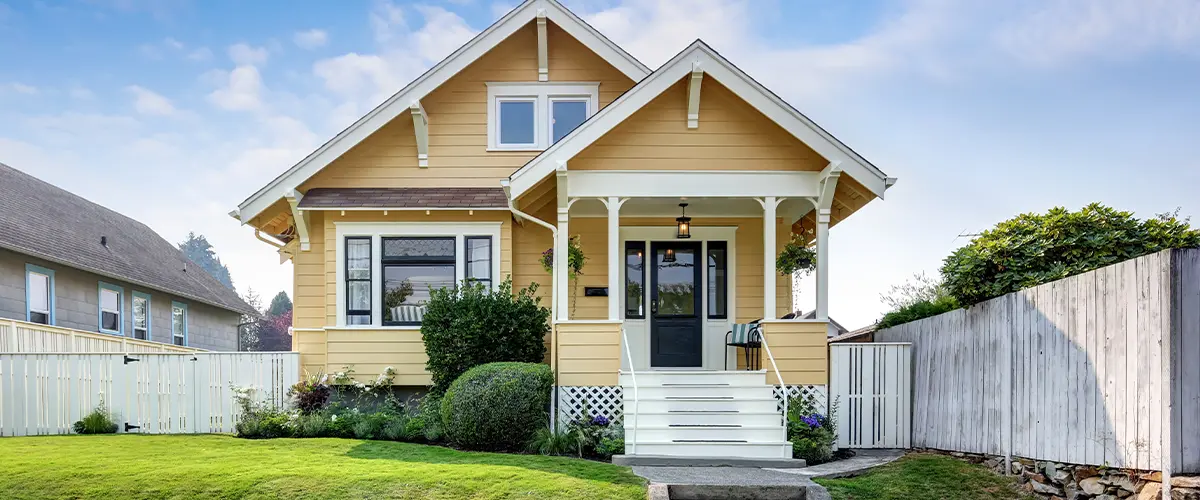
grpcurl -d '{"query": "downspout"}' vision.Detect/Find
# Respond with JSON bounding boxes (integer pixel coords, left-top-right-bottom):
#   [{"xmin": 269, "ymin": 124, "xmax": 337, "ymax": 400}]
[{"xmin": 501, "ymin": 180, "xmax": 561, "ymax": 430}]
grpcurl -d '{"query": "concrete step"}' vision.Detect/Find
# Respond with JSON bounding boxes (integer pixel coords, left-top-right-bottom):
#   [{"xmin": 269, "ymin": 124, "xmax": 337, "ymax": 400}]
[
  {"xmin": 624, "ymin": 397, "xmax": 779, "ymax": 414},
  {"xmin": 630, "ymin": 425, "xmax": 785, "ymax": 442},
  {"xmin": 613, "ymin": 454, "xmax": 807, "ymax": 468},
  {"xmin": 628, "ymin": 410, "xmax": 785, "ymax": 427},
  {"xmin": 621, "ymin": 384, "xmax": 775, "ymax": 399},
  {"xmin": 628, "ymin": 441, "xmax": 793, "ymax": 458},
  {"xmin": 619, "ymin": 370, "xmax": 767, "ymax": 387}
]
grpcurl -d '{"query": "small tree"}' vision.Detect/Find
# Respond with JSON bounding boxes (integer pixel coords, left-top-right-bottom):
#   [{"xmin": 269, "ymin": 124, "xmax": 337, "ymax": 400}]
[
  {"xmin": 179, "ymin": 232, "xmax": 235, "ymax": 290},
  {"xmin": 421, "ymin": 279, "xmax": 550, "ymax": 394},
  {"xmin": 941, "ymin": 203, "xmax": 1200, "ymax": 306},
  {"xmin": 266, "ymin": 291, "xmax": 292, "ymax": 317}
]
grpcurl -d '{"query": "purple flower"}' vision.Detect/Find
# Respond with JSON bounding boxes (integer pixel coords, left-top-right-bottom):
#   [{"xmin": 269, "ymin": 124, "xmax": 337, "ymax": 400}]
[
  {"xmin": 801, "ymin": 415, "xmax": 821, "ymax": 429},
  {"xmin": 591, "ymin": 415, "xmax": 609, "ymax": 426}
]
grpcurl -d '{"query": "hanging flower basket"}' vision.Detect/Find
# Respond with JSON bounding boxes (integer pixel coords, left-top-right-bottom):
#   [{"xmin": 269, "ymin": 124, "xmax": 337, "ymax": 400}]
[
  {"xmin": 540, "ymin": 236, "xmax": 587, "ymax": 279},
  {"xmin": 777, "ymin": 235, "xmax": 817, "ymax": 276}
]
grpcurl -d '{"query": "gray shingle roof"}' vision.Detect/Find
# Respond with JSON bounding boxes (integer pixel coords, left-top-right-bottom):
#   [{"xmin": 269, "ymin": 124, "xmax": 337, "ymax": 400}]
[
  {"xmin": 298, "ymin": 187, "xmax": 509, "ymax": 209},
  {"xmin": 0, "ymin": 163, "xmax": 256, "ymax": 316}
]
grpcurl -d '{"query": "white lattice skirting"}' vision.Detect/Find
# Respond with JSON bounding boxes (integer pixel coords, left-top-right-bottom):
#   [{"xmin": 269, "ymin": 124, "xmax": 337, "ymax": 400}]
[
  {"xmin": 557, "ymin": 386, "xmax": 624, "ymax": 425},
  {"xmin": 773, "ymin": 385, "xmax": 829, "ymax": 414},
  {"xmin": 556, "ymin": 384, "xmax": 829, "ymax": 425}
]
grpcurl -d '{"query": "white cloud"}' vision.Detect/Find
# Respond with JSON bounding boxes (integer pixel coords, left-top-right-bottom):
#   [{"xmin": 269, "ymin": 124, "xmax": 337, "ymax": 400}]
[
  {"xmin": 187, "ymin": 47, "xmax": 213, "ymax": 61},
  {"xmin": 126, "ymin": 85, "xmax": 178, "ymax": 116},
  {"xmin": 164, "ymin": 37, "xmax": 184, "ymax": 50},
  {"xmin": 208, "ymin": 66, "xmax": 264, "ymax": 111},
  {"xmin": 5, "ymin": 82, "xmax": 38, "ymax": 95},
  {"xmin": 68, "ymin": 85, "xmax": 94, "ymax": 100},
  {"xmin": 228, "ymin": 43, "xmax": 269, "ymax": 66},
  {"xmin": 293, "ymin": 29, "xmax": 328, "ymax": 49}
]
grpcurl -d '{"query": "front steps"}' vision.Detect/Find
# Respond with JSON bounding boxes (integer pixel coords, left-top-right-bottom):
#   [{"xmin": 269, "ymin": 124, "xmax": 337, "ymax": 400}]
[{"xmin": 620, "ymin": 370, "xmax": 793, "ymax": 460}]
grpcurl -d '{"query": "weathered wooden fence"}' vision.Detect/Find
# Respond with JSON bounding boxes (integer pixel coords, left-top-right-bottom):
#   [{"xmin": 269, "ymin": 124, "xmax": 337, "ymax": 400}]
[
  {"xmin": 876, "ymin": 248, "xmax": 1200, "ymax": 474},
  {"xmin": 0, "ymin": 352, "xmax": 299, "ymax": 436}
]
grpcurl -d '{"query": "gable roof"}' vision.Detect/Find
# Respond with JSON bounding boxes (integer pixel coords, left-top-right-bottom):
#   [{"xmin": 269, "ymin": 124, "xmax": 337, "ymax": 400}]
[
  {"xmin": 0, "ymin": 163, "xmax": 256, "ymax": 316},
  {"xmin": 236, "ymin": 0, "xmax": 650, "ymax": 223},
  {"xmin": 508, "ymin": 40, "xmax": 896, "ymax": 198}
]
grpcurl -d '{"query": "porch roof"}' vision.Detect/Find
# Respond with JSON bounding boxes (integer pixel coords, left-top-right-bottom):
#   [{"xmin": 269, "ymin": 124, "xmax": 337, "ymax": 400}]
[{"xmin": 298, "ymin": 187, "xmax": 509, "ymax": 210}]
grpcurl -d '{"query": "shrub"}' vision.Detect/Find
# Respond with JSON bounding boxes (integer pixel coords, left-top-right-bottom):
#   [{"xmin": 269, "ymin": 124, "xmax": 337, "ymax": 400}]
[
  {"xmin": 353, "ymin": 412, "xmax": 391, "ymax": 440},
  {"xmin": 417, "ymin": 395, "xmax": 443, "ymax": 443},
  {"xmin": 422, "ymin": 279, "xmax": 550, "ymax": 394},
  {"xmin": 786, "ymin": 396, "xmax": 838, "ymax": 465},
  {"xmin": 293, "ymin": 412, "xmax": 330, "ymax": 438},
  {"xmin": 527, "ymin": 426, "xmax": 586, "ymax": 456},
  {"xmin": 942, "ymin": 204, "xmax": 1200, "ymax": 306},
  {"xmin": 594, "ymin": 427, "xmax": 625, "ymax": 459},
  {"xmin": 382, "ymin": 414, "xmax": 410, "ymax": 441},
  {"xmin": 326, "ymin": 408, "xmax": 360, "ymax": 438},
  {"xmin": 73, "ymin": 402, "xmax": 119, "ymax": 434},
  {"xmin": 876, "ymin": 295, "xmax": 960, "ymax": 329},
  {"xmin": 566, "ymin": 414, "xmax": 616, "ymax": 458},
  {"xmin": 236, "ymin": 409, "xmax": 292, "ymax": 439},
  {"xmin": 289, "ymin": 372, "xmax": 332, "ymax": 415},
  {"xmin": 440, "ymin": 362, "xmax": 553, "ymax": 451}
]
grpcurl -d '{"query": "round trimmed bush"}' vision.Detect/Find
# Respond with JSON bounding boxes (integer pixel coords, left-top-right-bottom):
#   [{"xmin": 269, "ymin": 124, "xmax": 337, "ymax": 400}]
[{"xmin": 440, "ymin": 362, "xmax": 553, "ymax": 451}]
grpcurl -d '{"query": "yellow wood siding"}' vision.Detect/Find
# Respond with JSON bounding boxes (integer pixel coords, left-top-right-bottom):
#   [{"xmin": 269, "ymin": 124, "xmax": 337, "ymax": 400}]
[
  {"xmin": 298, "ymin": 21, "xmax": 634, "ymax": 192},
  {"xmin": 293, "ymin": 210, "xmax": 326, "ymax": 329},
  {"xmin": 571, "ymin": 77, "xmax": 826, "ymax": 172},
  {"xmin": 293, "ymin": 328, "xmax": 327, "ymax": 377},
  {"xmin": 756, "ymin": 320, "xmax": 828, "ymax": 385},
  {"xmin": 324, "ymin": 328, "xmax": 431, "ymax": 385},
  {"xmin": 556, "ymin": 321, "xmax": 621, "ymax": 386}
]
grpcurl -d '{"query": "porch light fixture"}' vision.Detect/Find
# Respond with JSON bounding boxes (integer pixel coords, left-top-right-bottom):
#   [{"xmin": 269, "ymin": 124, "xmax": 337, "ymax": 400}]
[{"xmin": 675, "ymin": 203, "xmax": 692, "ymax": 239}]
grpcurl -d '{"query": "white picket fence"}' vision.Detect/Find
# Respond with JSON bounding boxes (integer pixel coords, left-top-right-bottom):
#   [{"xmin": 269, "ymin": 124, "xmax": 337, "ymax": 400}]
[
  {"xmin": 875, "ymin": 248, "xmax": 1200, "ymax": 474},
  {"xmin": 830, "ymin": 343, "xmax": 912, "ymax": 449},
  {"xmin": 0, "ymin": 352, "xmax": 299, "ymax": 436}
]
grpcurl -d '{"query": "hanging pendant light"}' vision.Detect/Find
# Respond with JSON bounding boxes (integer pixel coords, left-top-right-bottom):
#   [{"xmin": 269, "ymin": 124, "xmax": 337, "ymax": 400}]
[
  {"xmin": 675, "ymin": 203, "xmax": 692, "ymax": 239},
  {"xmin": 663, "ymin": 247, "xmax": 676, "ymax": 263}
]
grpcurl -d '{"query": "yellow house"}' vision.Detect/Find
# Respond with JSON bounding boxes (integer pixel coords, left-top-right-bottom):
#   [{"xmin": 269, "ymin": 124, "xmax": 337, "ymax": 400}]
[{"xmin": 233, "ymin": 0, "xmax": 895, "ymax": 460}]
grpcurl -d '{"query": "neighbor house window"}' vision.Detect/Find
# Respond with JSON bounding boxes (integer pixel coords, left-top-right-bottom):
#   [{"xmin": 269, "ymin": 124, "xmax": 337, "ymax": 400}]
[
  {"xmin": 382, "ymin": 237, "xmax": 456, "ymax": 326},
  {"xmin": 465, "ymin": 236, "xmax": 492, "ymax": 288},
  {"xmin": 345, "ymin": 237, "xmax": 372, "ymax": 325},
  {"xmin": 707, "ymin": 242, "xmax": 728, "ymax": 319},
  {"xmin": 132, "ymin": 292, "xmax": 151, "ymax": 340},
  {"xmin": 625, "ymin": 242, "xmax": 645, "ymax": 319},
  {"xmin": 487, "ymin": 83, "xmax": 598, "ymax": 150},
  {"xmin": 98, "ymin": 282, "xmax": 123, "ymax": 335},
  {"xmin": 172, "ymin": 302, "xmax": 187, "ymax": 346},
  {"xmin": 26, "ymin": 264, "xmax": 54, "ymax": 325}
]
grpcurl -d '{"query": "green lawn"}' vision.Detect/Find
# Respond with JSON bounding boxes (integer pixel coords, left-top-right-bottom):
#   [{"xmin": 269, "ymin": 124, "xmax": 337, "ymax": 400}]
[
  {"xmin": 0, "ymin": 435, "xmax": 646, "ymax": 499},
  {"xmin": 815, "ymin": 453, "xmax": 1032, "ymax": 500}
]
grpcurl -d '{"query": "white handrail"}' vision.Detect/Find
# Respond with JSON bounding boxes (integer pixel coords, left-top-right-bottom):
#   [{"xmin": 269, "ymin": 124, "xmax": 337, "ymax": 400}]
[
  {"xmin": 758, "ymin": 327, "xmax": 789, "ymax": 433},
  {"xmin": 620, "ymin": 327, "xmax": 638, "ymax": 455}
]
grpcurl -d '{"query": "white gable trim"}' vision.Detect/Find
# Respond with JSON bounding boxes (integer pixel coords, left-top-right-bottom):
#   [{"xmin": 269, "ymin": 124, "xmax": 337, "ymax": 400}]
[
  {"xmin": 509, "ymin": 40, "xmax": 895, "ymax": 199},
  {"xmin": 236, "ymin": 0, "xmax": 650, "ymax": 223}
]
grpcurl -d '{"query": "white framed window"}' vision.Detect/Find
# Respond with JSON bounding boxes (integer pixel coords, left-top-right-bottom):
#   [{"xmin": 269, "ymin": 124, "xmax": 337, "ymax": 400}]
[
  {"xmin": 487, "ymin": 82, "xmax": 599, "ymax": 151},
  {"xmin": 26, "ymin": 264, "xmax": 54, "ymax": 325},
  {"xmin": 172, "ymin": 302, "xmax": 188, "ymax": 346},
  {"xmin": 335, "ymin": 222, "xmax": 503, "ymax": 328},
  {"xmin": 132, "ymin": 291, "xmax": 151, "ymax": 340},
  {"xmin": 98, "ymin": 282, "xmax": 123, "ymax": 335}
]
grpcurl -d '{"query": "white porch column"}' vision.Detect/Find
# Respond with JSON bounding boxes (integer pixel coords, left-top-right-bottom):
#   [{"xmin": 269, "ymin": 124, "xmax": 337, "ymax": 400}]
[
  {"xmin": 555, "ymin": 166, "xmax": 570, "ymax": 322},
  {"xmin": 602, "ymin": 197, "xmax": 626, "ymax": 320},
  {"xmin": 762, "ymin": 196, "xmax": 777, "ymax": 319},
  {"xmin": 815, "ymin": 209, "xmax": 830, "ymax": 321}
]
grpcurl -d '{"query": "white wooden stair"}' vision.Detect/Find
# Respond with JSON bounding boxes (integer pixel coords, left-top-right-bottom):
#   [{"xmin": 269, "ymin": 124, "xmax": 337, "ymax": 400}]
[{"xmin": 619, "ymin": 370, "xmax": 792, "ymax": 459}]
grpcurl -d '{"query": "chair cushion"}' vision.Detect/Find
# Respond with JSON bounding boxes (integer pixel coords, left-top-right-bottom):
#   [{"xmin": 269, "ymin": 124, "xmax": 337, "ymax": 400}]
[{"xmin": 728, "ymin": 323, "xmax": 760, "ymax": 346}]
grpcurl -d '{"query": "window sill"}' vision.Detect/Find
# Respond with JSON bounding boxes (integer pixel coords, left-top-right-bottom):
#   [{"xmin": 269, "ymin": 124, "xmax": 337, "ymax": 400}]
[
  {"xmin": 326, "ymin": 325, "xmax": 422, "ymax": 331},
  {"xmin": 98, "ymin": 329, "xmax": 122, "ymax": 336}
]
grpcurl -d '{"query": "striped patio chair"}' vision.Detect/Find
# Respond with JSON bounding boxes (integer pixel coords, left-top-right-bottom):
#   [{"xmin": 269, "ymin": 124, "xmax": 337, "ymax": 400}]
[
  {"xmin": 390, "ymin": 304, "xmax": 426, "ymax": 323},
  {"xmin": 725, "ymin": 321, "xmax": 763, "ymax": 370}
]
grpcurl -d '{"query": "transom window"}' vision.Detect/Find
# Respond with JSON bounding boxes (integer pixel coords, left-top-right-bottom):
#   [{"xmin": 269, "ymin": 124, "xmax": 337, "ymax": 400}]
[
  {"xmin": 338, "ymin": 224, "xmax": 500, "ymax": 328},
  {"xmin": 487, "ymin": 82, "xmax": 598, "ymax": 150}
]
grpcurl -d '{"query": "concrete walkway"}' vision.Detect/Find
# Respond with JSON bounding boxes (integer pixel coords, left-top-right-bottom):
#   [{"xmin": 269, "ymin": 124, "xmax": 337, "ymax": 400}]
[
  {"xmin": 770, "ymin": 449, "xmax": 905, "ymax": 479},
  {"xmin": 634, "ymin": 466, "xmax": 830, "ymax": 500}
]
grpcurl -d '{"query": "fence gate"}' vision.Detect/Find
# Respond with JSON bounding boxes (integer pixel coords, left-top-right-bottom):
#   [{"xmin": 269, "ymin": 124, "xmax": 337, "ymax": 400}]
[
  {"xmin": 0, "ymin": 352, "xmax": 298, "ymax": 436},
  {"xmin": 830, "ymin": 343, "xmax": 912, "ymax": 449}
]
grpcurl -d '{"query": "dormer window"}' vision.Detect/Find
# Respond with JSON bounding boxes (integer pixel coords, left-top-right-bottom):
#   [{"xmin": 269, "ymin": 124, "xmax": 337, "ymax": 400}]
[{"xmin": 487, "ymin": 82, "xmax": 598, "ymax": 151}]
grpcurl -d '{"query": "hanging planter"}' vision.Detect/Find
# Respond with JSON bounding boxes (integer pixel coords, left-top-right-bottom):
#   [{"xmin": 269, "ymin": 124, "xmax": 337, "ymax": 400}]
[
  {"xmin": 540, "ymin": 236, "xmax": 587, "ymax": 279},
  {"xmin": 777, "ymin": 235, "xmax": 817, "ymax": 276}
]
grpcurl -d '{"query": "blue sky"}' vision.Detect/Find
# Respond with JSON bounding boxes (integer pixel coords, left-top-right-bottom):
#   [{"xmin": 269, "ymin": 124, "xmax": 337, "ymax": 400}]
[{"xmin": 1, "ymin": 0, "xmax": 1198, "ymax": 327}]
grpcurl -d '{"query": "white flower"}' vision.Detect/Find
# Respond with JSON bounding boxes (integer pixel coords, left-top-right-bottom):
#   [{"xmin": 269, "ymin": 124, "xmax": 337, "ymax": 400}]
[{"xmin": 331, "ymin": 414, "xmax": 338, "ymax": 422}]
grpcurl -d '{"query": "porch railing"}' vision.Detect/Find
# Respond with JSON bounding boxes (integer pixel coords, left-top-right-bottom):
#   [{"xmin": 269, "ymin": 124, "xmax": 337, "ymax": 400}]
[
  {"xmin": 758, "ymin": 329, "xmax": 788, "ymax": 435},
  {"xmin": 0, "ymin": 318, "xmax": 203, "ymax": 354},
  {"xmin": 620, "ymin": 326, "xmax": 638, "ymax": 455}
]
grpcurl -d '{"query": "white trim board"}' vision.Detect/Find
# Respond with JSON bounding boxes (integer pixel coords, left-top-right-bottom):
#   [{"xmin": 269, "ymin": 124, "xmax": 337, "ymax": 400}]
[
  {"xmin": 235, "ymin": 0, "xmax": 650, "ymax": 223},
  {"xmin": 566, "ymin": 170, "xmax": 823, "ymax": 198},
  {"xmin": 509, "ymin": 40, "xmax": 895, "ymax": 199}
]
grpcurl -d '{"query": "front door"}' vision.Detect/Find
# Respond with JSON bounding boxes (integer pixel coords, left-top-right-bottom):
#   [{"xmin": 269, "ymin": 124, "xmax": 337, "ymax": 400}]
[{"xmin": 650, "ymin": 241, "xmax": 703, "ymax": 367}]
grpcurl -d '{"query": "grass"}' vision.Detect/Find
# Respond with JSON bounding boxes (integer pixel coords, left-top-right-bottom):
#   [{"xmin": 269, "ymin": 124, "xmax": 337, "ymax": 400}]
[
  {"xmin": 0, "ymin": 435, "xmax": 646, "ymax": 499},
  {"xmin": 815, "ymin": 453, "xmax": 1032, "ymax": 500}
]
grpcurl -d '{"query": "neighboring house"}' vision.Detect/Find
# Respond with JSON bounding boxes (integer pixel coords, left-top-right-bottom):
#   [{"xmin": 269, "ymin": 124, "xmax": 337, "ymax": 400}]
[
  {"xmin": 0, "ymin": 163, "xmax": 255, "ymax": 351},
  {"xmin": 799, "ymin": 310, "xmax": 849, "ymax": 338},
  {"xmin": 827, "ymin": 324, "xmax": 877, "ymax": 344},
  {"xmin": 234, "ymin": 0, "xmax": 895, "ymax": 459}
]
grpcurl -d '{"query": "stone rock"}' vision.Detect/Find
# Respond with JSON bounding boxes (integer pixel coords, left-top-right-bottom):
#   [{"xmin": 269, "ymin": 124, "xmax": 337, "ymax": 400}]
[
  {"xmin": 1143, "ymin": 472, "xmax": 1164, "ymax": 483},
  {"xmin": 1172, "ymin": 487, "xmax": 1200, "ymax": 500},
  {"xmin": 1075, "ymin": 467, "xmax": 1100, "ymax": 481},
  {"xmin": 1139, "ymin": 482, "xmax": 1161, "ymax": 500},
  {"xmin": 1095, "ymin": 495, "xmax": 1118, "ymax": 500},
  {"xmin": 951, "ymin": 452, "xmax": 966, "ymax": 458},
  {"xmin": 1174, "ymin": 477, "xmax": 1200, "ymax": 489},
  {"xmin": 1081, "ymin": 478, "xmax": 1108, "ymax": 495},
  {"xmin": 1031, "ymin": 477, "xmax": 1066, "ymax": 497},
  {"xmin": 1013, "ymin": 462, "xmax": 1026, "ymax": 475},
  {"xmin": 1106, "ymin": 475, "xmax": 1144, "ymax": 493}
]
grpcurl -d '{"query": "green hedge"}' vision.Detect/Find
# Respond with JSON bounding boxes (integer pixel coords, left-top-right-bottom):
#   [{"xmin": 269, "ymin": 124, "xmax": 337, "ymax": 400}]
[
  {"xmin": 421, "ymin": 279, "xmax": 550, "ymax": 394},
  {"xmin": 440, "ymin": 362, "xmax": 553, "ymax": 451}
]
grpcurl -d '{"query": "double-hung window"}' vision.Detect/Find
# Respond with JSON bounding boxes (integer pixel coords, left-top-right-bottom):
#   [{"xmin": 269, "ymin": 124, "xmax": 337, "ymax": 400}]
[
  {"xmin": 172, "ymin": 302, "xmax": 187, "ymax": 346},
  {"xmin": 26, "ymin": 264, "xmax": 54, "ymax": 325},
  {"xmin": 487, "ymin": 83, "xmax": 598, "ymax": 150},
  {"xmin": 132, "ymin": 292, "xmax": 151, "ymax": 340},
  {"xmin": 382, "ymin": 237, "xmax": 456, "ymax": 326},
  {"xmin": 98, "ymin": 282, "xmax": 123, "ymax": 335}
]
